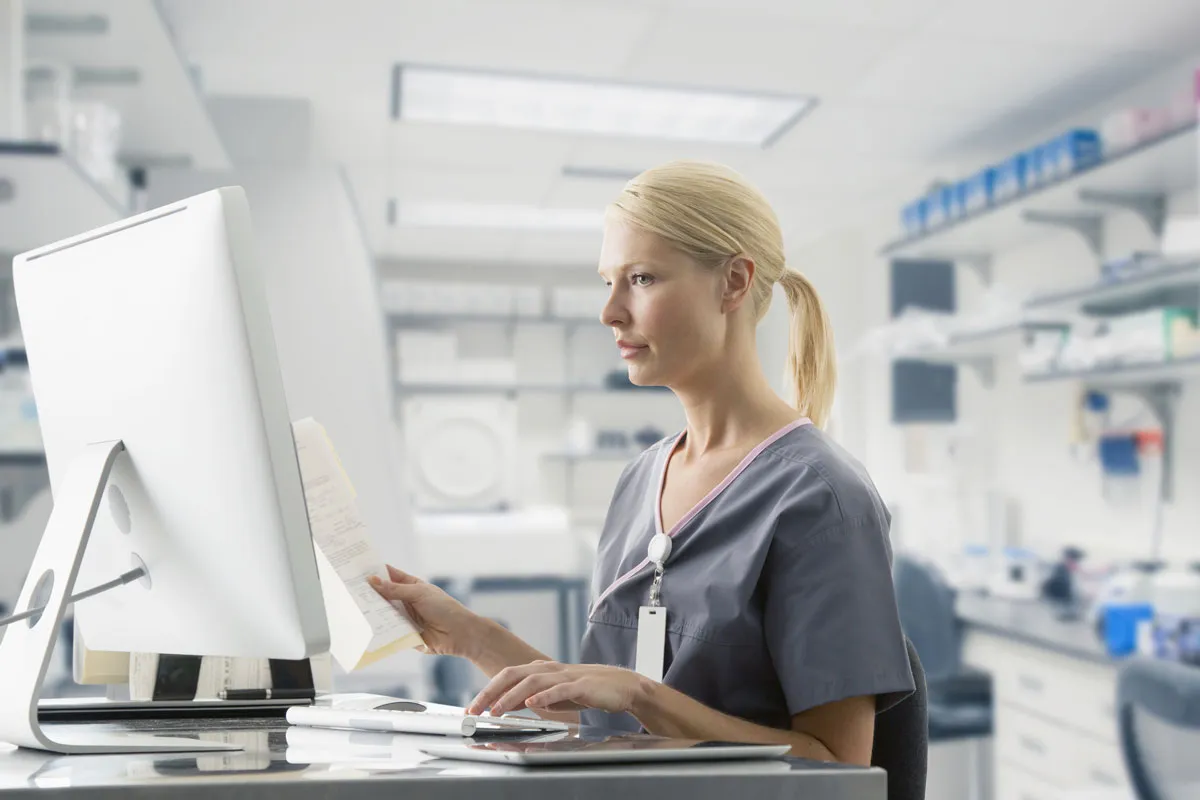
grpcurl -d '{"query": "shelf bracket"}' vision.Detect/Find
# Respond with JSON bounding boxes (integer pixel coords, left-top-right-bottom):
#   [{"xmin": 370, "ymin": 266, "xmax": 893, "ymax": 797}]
[
  {"xmin": 1078, "ymin": 189, "xmax": 1167, "ymax": 240},
  {"xmin": 954, "ymin": 254, "xmax": 993, "ymax": 286},
  {"xmin": 959, "ymin": 356, "xmax": 995, "ymax": 388},
  {"xmin": 1022, "ymin": 210, "xmax": 1104, "ymax": 258}
]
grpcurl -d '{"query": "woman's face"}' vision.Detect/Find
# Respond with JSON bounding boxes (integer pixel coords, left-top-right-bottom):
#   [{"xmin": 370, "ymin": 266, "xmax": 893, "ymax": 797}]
[{"xmin": 597, "ymin": 220, "xmax": 729, "ymax": 389}]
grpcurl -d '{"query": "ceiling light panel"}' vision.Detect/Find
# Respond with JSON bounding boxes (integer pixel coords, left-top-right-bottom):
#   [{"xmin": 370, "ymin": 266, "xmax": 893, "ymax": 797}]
[{"xmin": 394, "ymin": 65, "xmax": 814, "ymax": 147}]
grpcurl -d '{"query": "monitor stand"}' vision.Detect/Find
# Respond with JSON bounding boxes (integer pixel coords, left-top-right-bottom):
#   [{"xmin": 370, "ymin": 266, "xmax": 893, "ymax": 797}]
[{"xmin": 0, "ymin": 440, "xmax": 240, "ymax": 754}]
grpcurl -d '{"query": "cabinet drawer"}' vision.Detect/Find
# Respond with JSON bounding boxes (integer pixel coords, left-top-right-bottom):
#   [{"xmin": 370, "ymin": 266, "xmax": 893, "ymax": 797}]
[
  {"xmin": 996, "ymin": 704, "xmax": 1128, "ymax": 790},
  {"xmin": 996, "ymin": 761, "xmax": 1063, "ymax": 800},
  {"xmin": 965, "ymin": 630, "xmax": 1119, "ymax": 742}
]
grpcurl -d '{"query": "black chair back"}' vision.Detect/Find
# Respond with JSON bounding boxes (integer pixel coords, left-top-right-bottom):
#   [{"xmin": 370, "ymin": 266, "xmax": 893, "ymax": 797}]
[{"xmin": 871, "ymin": 636, "xmax": 929, "ymax": 800}]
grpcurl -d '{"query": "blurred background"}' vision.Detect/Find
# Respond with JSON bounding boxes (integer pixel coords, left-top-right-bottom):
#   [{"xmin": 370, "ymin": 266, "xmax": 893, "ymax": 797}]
[{"xmin": 2, "ymin": 0, "xmax": 1200, "ymax": 796}]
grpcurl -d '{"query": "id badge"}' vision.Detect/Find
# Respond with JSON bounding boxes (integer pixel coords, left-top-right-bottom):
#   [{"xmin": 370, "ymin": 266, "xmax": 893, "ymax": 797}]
[{"xmin": 634, "ymin": 606, "xmax": 667, "ymax": 682}]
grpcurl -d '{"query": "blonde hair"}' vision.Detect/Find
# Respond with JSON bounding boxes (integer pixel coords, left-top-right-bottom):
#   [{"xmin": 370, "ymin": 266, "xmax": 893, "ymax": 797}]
[{"xmin": 607, "ymin": 160, "xmax": 836, "ymax": 428}]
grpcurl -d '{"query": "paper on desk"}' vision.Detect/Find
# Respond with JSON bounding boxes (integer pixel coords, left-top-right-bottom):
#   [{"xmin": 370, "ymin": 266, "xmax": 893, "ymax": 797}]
[{"xmin": 293, "ymin": 417, "xmax": 424, "ymax": 670}]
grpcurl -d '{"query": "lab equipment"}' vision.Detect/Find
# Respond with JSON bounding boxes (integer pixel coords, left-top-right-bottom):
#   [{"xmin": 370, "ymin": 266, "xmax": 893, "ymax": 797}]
[
  {"xmin": 1149, "ymin": 568, "xmax": 1200, "ymax": 665},
  {"xmin": 0, "ymin": 187, "xmax": 330, "ymax": 754},
  {"xmin": 401, "ymin": 397, "xmax": 517, "ymax": 511}
]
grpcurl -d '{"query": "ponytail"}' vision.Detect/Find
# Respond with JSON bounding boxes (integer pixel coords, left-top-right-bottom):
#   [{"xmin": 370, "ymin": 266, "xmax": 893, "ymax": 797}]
[{"xmin": 779, "ymin": 269, "xmax": 836, "ymax": 429}]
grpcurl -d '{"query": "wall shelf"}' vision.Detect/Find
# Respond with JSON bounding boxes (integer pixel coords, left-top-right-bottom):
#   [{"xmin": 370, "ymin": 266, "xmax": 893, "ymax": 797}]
[
  {"xmin": 889, "ymin": 321, "xmax": 1066, "ymax": 386},
  {"xmin": 0, "ymin": 142, "xmax": 126, "ymax": 252},
  {"xmin": 1022, "ymin": 354, "xmax": 1200, "ymax": 388},
  {"xmin": 1024, "ymin": 258, "xmax": 1200, "ymax": 317},
  {"xmin": 881, "ymin": 122, "xmax": 1198, "ymax": 260},
  {"xmin": 26, "ymin": 0, "xmax": 231, "ymax": 170}
]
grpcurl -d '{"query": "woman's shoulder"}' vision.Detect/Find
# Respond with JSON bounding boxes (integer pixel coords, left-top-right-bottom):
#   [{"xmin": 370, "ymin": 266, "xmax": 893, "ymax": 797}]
[{"xmin": 760, "ymin": 424, "xmax": 891, "ymax": 539}]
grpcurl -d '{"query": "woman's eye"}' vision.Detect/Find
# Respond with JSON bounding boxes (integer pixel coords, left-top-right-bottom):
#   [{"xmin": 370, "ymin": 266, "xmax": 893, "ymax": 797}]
[{"xmin": 632, "ymin": 274, "xmax": 653, "ymax": 286}]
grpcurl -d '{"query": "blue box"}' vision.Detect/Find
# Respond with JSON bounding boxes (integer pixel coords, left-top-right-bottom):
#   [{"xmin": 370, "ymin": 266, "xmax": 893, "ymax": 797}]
[
  {"xmin": 961, "ymin": 168, "xmax": 995, "ymax": 214},
  {"xmin": 1042, "ymin": 129, "xmax": 1102, "ymax": 180},
  {"xmin": 993, "ymin": 153, "xmax": 1027, "ymax": 201},
  {"xmin": 1103, "ymin": 602, "xmax": 1154, "ymax": 657},
  {"xmin": 1025, "ymin": 143, "xmax": 1051, "ymax": 188},
  {"xmin": 924, "ymin": 186, "xmax": 958, "ymax": 228},
  {"xmin": 901, "ymin": 198, "xmax": 927, "ymax": 236}
]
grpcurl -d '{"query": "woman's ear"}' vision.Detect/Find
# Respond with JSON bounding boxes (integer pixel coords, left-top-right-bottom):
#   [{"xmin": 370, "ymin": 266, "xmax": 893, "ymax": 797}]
[{"xmin": 721, "ymin": 256, "xmax": 755, "ymax": 313}]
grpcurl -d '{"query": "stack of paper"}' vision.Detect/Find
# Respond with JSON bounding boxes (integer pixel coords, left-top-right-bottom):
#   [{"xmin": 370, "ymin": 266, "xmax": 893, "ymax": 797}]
[{"xmin": 292, "ymin": 418, "xmax": 425, "ymax": 670}]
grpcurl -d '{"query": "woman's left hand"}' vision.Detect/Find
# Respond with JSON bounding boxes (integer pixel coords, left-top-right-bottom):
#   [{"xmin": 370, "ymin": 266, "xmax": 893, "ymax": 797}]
[{"xmin": 466, "ymin": 661, "xmax": 652, "ymax": 717}]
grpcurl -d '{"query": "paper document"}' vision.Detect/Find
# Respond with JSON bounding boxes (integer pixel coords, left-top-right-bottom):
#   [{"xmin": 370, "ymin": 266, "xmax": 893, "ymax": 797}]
[{"xmin": 293, "ymin": 418, "xmax": 423, "ymax": 669}]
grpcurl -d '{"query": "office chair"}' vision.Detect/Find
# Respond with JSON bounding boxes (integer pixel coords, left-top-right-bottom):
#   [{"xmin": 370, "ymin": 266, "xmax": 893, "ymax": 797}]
[
  {"xmin": 893, "ymin": 554, "xmax": 992, "ymax": 800},
  {"xmin": 1118, "ymin": 656, "xmax": 1200, "ymax": 799},
  {"xmin": 871, "ymin": 636, "xmax": 928, "ymax": 800}
]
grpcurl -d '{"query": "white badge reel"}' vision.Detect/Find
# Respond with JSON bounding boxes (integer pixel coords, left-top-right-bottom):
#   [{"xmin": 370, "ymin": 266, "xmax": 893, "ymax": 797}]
[{"xmin": 635, "ymin": 534, "xmax": 673, "ymax": 682}]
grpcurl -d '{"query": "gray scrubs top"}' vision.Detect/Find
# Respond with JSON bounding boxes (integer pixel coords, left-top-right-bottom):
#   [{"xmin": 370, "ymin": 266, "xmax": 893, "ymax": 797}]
[{"xmin": 579, "ymin": 419, "xmax": 914, "ymax": 733}]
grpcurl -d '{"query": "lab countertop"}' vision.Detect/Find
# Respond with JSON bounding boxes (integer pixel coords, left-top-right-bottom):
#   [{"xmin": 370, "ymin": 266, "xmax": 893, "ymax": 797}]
[
  {"xmin": 955, "ymin": 591, "xmax": 1113, "ymax": 664},
  {"xmin": 0, "ymin": 717, "xmax": 885, "ymax": 799}
]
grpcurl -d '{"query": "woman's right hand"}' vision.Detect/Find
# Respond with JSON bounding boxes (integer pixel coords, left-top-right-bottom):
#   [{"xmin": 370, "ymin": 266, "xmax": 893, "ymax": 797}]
[{"xmin": 369, "ymin": 566, "xmax": 485, "ymax": 660}]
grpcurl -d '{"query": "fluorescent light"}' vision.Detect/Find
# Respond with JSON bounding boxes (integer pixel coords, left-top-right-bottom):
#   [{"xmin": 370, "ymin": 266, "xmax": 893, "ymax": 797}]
[
  {"xmin": 394, "ymin": 201, "xmax": 604, "ymax": 232},
  {"xmin": 394, "ymin": 65, "xmax": 814, "ymax": 147}
]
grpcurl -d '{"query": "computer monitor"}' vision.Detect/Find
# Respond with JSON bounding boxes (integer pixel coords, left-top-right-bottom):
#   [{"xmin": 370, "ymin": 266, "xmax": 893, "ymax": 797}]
[{"xmin": 0, "ymin": 187, "xmax": 330, "ymax": 754}]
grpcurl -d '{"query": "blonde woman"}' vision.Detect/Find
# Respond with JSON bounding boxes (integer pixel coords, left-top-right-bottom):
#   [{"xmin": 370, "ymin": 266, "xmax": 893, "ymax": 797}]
[{"xmin": 372, "ymin": 161, "xmax": 914, "ymax": 766}]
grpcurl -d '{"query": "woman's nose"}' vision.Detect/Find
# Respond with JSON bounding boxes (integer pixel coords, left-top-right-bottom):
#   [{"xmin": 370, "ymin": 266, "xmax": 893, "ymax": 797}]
[{"xmin": 599, "ymin": 289, "xmax": 626, "ymax": 328}]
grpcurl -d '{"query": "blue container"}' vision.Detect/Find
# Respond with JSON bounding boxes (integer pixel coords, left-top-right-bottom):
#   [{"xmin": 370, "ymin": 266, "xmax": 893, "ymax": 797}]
[
  {"xmin": 1103, "ymin": 602, "xmax": 1154, "ymax": 657},
  {"xmin": 1025, "ymin": 143, "xmax": 1051, "ymax": 188},
  {"xmin": 923, "ymin": 186, "xmax": 957, "ymax": 228},
  {"xmin": 993, "ymin": 153, "xmax": 1027, "ymax": 201},
  {"xmin": 961, "ymin": 168, "xmax": 995, "ymax": 214},
  {"xmin": 1042, "ymin": 129, "xmax": 1102, "ymax": 180},
  {"xmin": 901, "ymin": 198, "xmax": 928, "ymax": 236}
]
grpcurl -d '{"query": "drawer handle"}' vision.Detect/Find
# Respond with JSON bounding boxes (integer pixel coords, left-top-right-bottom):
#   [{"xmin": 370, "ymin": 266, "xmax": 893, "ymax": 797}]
[
  {"xmin": 1019, "ymin": 735, "xmax": 1046, "ymax": 756},
  {"xmin": 1090, "ymin": 768, "xmax": 1120, "ymax": 786},
  {"xmin": 1017, "ymin": 674, "xmax": 1044, "ymax": 692}
]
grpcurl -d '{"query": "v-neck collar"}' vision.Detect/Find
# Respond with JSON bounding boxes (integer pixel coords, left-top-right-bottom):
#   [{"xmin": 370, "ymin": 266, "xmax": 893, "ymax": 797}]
[{"xmin": 654, "ymin": 417, "xmax": 812, "ymax": 537}]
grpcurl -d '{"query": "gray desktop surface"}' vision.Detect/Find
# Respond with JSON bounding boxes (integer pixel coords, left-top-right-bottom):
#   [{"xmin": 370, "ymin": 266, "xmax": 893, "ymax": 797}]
[{"xmin": 0, "ymin": 716, "xmax": 886, "ymax": 799}]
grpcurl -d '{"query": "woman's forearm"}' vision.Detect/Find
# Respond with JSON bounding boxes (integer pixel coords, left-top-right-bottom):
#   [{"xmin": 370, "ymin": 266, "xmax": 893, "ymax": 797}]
[
  {"xmin": 466, "ymin": 617, "xmax": 552, "ymax": 677},
  {"xmin": 631, "ymin": 680, "xmax": 837, "ymax": 762}
]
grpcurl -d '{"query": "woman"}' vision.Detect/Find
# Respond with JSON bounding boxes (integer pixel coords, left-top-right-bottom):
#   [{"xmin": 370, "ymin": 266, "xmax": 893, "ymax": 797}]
[{"xmin": 371, "ymin": 160, "xmax": 913, "ymax": 766}]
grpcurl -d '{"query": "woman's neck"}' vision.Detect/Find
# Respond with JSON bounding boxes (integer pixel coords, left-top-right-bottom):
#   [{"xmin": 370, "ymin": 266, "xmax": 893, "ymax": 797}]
[{"xmin": 671, "ymin": 350, "xmax": 799, "ymax": 457}]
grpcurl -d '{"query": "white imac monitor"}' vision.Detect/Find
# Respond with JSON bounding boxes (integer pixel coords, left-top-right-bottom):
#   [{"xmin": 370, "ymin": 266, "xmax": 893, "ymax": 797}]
[{"xmin": 0, "ymin": 187, "xmax": 330, "ymax": 754}]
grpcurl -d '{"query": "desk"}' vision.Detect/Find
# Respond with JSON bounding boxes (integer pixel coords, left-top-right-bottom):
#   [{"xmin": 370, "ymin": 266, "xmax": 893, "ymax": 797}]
[{"xmin": 0, "ymin": 717, "xmax": 886, "ymax": 799}]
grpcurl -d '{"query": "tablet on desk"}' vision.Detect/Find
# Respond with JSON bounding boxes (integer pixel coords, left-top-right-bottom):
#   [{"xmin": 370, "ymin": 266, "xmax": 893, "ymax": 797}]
[{"xmin": 419, "ymin": 736, "xmax": 792, "ymax": 766}]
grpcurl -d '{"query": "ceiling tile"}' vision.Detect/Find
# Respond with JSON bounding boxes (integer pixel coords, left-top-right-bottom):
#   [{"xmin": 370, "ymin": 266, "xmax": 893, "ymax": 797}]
[
  {"xmin": 846, "ymin": 33, "xmax": 1170, "ymax": 116},
  {"xmin": 925, "ymin": 0, "xmax": 1200, "ymax": 54},
  {"xmin": 387, "ymin": 123, "xmax": 577, "ymax": 176},
  {"xmin": 622, "ymin": 9, "xmax": 906, "ymax": 96},
  {"xmin": 652, "ymin": 0, "xmax": 947, "ymax": 28}
]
